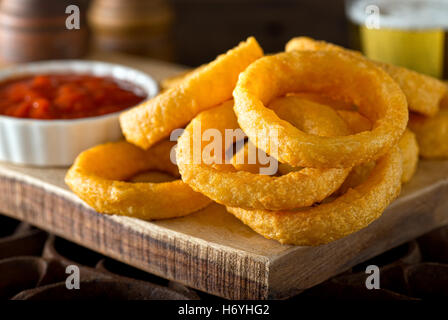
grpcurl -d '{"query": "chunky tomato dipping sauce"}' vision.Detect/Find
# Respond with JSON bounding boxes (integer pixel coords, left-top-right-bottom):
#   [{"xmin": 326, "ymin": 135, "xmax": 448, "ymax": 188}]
[{"xmin": 0, "ymin": 74, "xmax": 147, "ymax": 120}]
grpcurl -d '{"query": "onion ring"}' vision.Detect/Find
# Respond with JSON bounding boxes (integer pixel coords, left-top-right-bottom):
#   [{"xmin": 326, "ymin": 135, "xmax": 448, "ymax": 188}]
[
  {"xmin": 230, "ymin": 141, "xmax": 273, "ymax": 174},
  {"xmin": 280, "ymin": 99, "xmax": 372, "ymax": 176},
  {"xmin": 232, "ymin": 95, "xmax": 352, "ymax": 174},
  {"xmin": 233, "ymin": 50, "xmax": 408, "ymax": 168},
  {"xmin": 398, "ymin": 129, "xmax": 419, "ymax": 183},
  {"xmin": 176, "ymin": 100, "xmax": 351, "ymax": 211},
  {"xmin": 120, "ymin": 37, "xmax": 263, "ymax": 149},
  {"xmin": 285, "ymin": 37, "xmax": 447, "ymax": 117},
  {"xmin": 408, "ymin": 110, "xmax": 448, "ymax": 159},
  {"xmin": 338, "ymin": 129, "xmax": 418, "ymax": 196},
  {"xmin": 269, "ymin": 96, "xmax": 350, "ymax": 137},
  {"xmin": 285, "ymin": 95, "xmax": 372, "ymax": 134},
  {"xmin": 336, "ymin": 110, "xmax": 372, "ymax": 134},
  {"xmin": 335, "ymin": 110, "xmax": 417, "ymax": 183},
  {"xmin": 65, "ymin": 140, "xmax": 211, "ymax": 220},
  {"xmin": 227, "ymin": 146, "xmax": 403, "ymax": 246},
  {"xmin": 268, "ymin": 97, "xmax": 416, "ymax": 185},
  {"xmin": 273, "ymin": 98, "xmax": 373, "ymax": 176}
]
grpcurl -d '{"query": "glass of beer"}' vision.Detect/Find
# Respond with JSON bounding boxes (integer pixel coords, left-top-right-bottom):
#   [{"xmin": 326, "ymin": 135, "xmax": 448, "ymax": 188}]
[{"xmin": 346, "ymin": 0, "xmax": 448, "ymax": 78}]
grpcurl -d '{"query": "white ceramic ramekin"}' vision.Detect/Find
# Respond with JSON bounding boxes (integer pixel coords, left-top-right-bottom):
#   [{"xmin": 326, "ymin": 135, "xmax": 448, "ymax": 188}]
[{"xmin": 0, "ymin": 60, "xmax": 158, "ymax": 167}]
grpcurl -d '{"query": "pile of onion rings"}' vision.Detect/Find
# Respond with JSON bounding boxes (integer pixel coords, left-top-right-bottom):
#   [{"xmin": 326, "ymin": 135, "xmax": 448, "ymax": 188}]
[
  {"xmin": 233, "ymin": 50, "xmax": 408, "ymax": 168},
  {"xmin": 65, "ymin": 140, "xmax": 211, "ymax": 219},
  {"xmin": 176, "ymin": 100, "xmax": 352, "ymax": 211},
  {"xmin": 66, "ymin": 36, "xmax": 448, "ymax": 246}
]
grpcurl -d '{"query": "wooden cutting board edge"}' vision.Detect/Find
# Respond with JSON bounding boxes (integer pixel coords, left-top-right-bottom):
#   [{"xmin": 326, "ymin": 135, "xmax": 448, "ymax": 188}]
[
  {"xmin": 2, "ymin": 161, "xmax": 448, "ymax": 299},
  {"xmin": 0, "ymin": 166, "xmax": 273, "ymax": 299},
  {"xmin": 267, "ymin": 175, "xmax": 448, "ymax": 299}
]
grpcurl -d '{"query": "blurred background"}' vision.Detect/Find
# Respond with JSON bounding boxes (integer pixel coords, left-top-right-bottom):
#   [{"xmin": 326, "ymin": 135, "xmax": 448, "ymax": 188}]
[
  {"xmin": 167, "ymin": 0, "xmax": 348, "ymax": 66},
  {"xmin": 0, "ymin": 0, "xmax": 446, "ymax": 75},
  {"xmin": 0, "ymin": 0, "xmax": 348, "ymax": 66}
]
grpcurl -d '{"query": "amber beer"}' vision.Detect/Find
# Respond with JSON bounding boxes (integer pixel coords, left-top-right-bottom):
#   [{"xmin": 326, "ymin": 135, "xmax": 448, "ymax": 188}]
[{"xmin": 346, "ymin": 0, "xmax": 448, "ymax": 78}]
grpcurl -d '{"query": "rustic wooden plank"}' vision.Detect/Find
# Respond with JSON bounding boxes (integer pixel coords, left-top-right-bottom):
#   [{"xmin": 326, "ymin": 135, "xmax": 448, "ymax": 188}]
[
  {"xmin": 0, "ymin": 169, "xmax": 270, "ymax": 299},
  {"xmin": 1, "ymin": 52, "xmax": 448, "ymax": 299},
  {"xmin": 0, "ymin": 160, "xmax": 448, "ymax": 299}
]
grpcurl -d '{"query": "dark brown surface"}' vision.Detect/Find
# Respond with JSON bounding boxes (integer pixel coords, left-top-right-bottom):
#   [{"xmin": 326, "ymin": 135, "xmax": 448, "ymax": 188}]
[
  {"xmin": 2, "ymin": 213, "xmax": 448, "ymax": 300},
  {"xmin": 0, "ymin": 215, "xmax": 199, "ymax": 300}
]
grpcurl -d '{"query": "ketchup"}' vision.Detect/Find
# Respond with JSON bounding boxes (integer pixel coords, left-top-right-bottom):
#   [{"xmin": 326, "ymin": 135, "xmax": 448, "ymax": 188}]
[{"xmin": 0, "ymin": 74, "xmax": 147, "ymax": 120}]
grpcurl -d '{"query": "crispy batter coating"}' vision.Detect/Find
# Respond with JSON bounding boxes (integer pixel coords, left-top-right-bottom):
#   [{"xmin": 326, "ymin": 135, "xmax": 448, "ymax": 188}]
[
  {"xmin": 286, "ymin": 37, "xmax": 447, "ymax": 117},
  {"xmin": 227, "ymin": 146, "xmax": 403, "ymax": 246},
  {"xmin": 288, "ymin": 92, "xmax": 356, "ymax": 111},
  {"xmin": 232, "ymin": 96, "xmax": 352, "ymax": 174},
  {"xmin": 271, "ymin": 99, "xmax": 375, "ymax": 178},
  {"xmin": 283, "ymin": 95, "xmax": 372, "ymax": 134},
  {"xmin": 336, "ymin": 110, "xmax": 417, "ymax": 183},
  {"xmin": 273, "ymin": 101, "xmax": 373, "ymax": 176},
  {"xmin": 336, "ymin": 110, "xmax": 372, "ymax": 134},
  {"xmin": 398, "ymin": 129, "xmax": 419, "ymax": 183},
  {"xmin": 65, "ymin": 140, "xmax": 211, "ymax": 219},
  {"xmin": 409, "ymin": 110, "xmax": 448, "ymax": 159},
  {"xmin": 336, "ymin": 160, "xmax": 376, "ymax": 195},
  {"xmin": 269, "ymin": 96, "xmax": 350, "ymax": 137},
  {"xmin": 338, "ymin": 129, "xmax": 418, "ymax": 195},
  {"xmin": 268, "ymin": 97, "xmax": 416, "ymax": 186},
  {"xmin": 120, "ymin": 37, "xmax": 263, "ymax": 149},
  {"xmin": 233, "ymin": 50, "xmax": 408, "ymax": 168},
  {"xmin": 176, "ymin": 101, "xmax": 351, "ymax": 211},
  {"xmin": 160, "ymin": 65, "xmax": 209, "ymax": 91}
]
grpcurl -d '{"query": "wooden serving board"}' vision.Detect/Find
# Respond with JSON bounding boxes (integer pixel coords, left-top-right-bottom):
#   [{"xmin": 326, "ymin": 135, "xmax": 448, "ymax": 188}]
[{"xmin": 1, "ymin": 52, "xmax": 448, "ymax": 300}]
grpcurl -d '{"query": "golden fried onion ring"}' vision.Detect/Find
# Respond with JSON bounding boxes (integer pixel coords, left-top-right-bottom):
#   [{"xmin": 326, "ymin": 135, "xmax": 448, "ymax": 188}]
[
  {"xmin": 227, "ymin": 146, "xmax": 403, "ymax": 246},
  {"xmin": 176, "ymin": 101, "xmax": 351, "ymax": 211},
  {"xmin": 334, "ymin": 109, "xmax": 417, "ymax": 183},
  {"xmin": 337, "ymin": 129, "xmax": 418, "ymax": 195},
  {"xmin": 273, "ymin": 99, "xmax": 373, "ymax": 176},
  {"xmin": 269, "ymin": 97, "xmax": 416, "ymax": 185},
  {"xmin": 120, "ymin": 37, "xmax": 263, "ymax": 149},
  {"xmin": 289, "ymin": 92, "xmax": 356, "ymax": 111},
  {"xmin": 286, "ymin": 37, "xmax": 447, "ymax": 117},
  {"xmin": 65, "ymin": 140, "xmax": 211, "ymax": 220},
  {"xmin": 408, "ymin": 110, "xmax": 448, "ymax": 159},
  {"xmin": 270, "ymin": 96, "xmax": 350, "ymax": 137},
  {"xmin": 233, "ymin": 50, "xmax": 408, "ymax": 168},
  {"xmin": 336, "ymin": 110, "xmax": 372, "ymax": 134},
  {"xmin": 398, "ymin": 129, "xmax": 419, "ymax": 183},
  {"xmin": 232, "ymin": 96, "xmax": 352, "ymax": 174}
]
